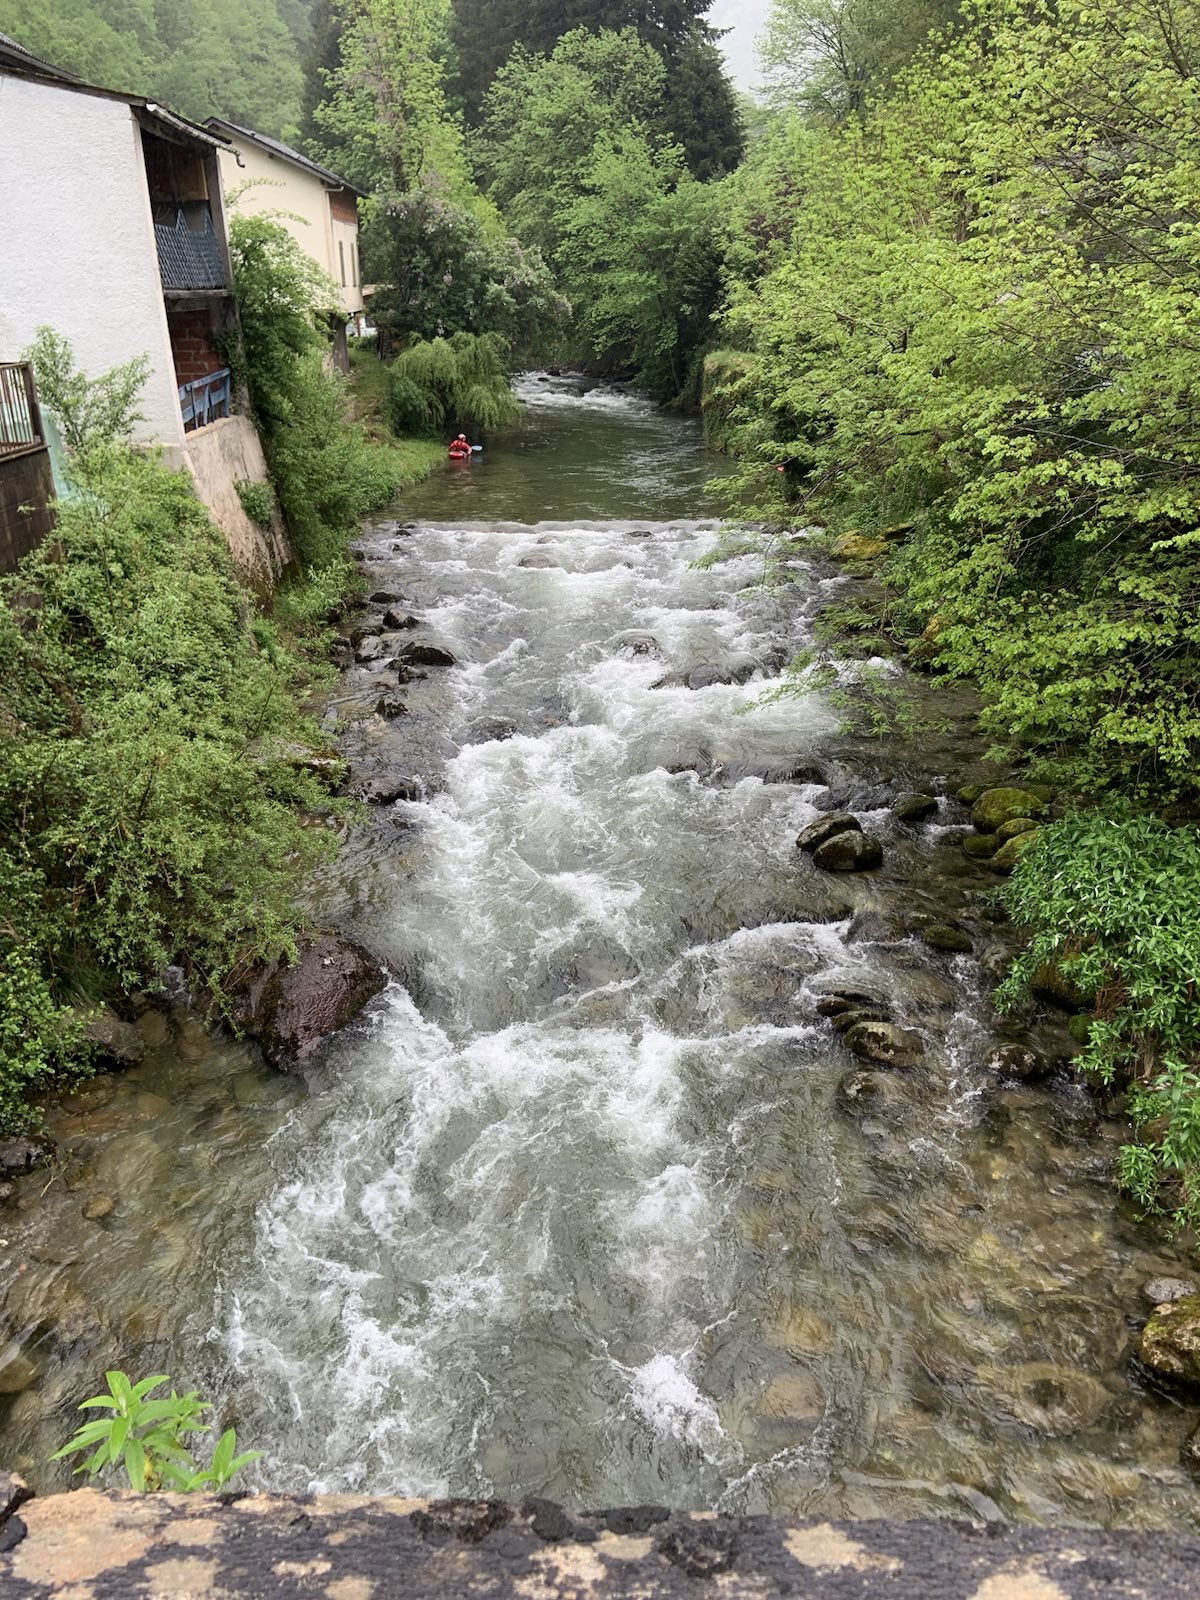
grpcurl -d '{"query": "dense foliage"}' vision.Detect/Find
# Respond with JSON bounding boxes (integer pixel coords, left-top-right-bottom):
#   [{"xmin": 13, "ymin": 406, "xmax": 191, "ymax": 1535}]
[
  {"xmin": 0, "ymin": 417, "xmax": 336, "ymax": 1128},
  {"xmin": 710, "ymin": 0, "xmax": 1200, "ymax": 1221},
  {"xmin": 388, "ymin": 332, "xmax": 519, "ymax": 436},
  {"xmin": 0, "ymin": 0, "xmax": 311, "ymax": 136}
]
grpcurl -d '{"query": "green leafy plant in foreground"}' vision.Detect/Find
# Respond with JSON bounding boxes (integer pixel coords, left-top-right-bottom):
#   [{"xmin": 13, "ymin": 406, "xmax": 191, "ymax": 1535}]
[{"xmin": 51, "ymin": 1371, "xmax": 260, "ymax": 1493}]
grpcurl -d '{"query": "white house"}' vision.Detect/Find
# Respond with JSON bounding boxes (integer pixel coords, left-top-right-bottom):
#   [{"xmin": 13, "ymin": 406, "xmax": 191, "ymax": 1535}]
[
  {"xmin": 208, "ymin": 119, "xmax": 365, "ymax": 366},
  {"xmin": 0, "ymin": 33, "xmax": 289, "ymax": 592}
]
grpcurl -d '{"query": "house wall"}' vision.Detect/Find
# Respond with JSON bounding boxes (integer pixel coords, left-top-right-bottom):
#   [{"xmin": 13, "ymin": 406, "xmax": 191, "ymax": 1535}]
[
  {"xmin": 183, "ymin": 415, "xmax": 291, "ymax": 597},
  {"xmin": 0, "ymin": 74, "xmax": 186, "ymax": 452},
  {"xmin": 217, "ymin": 137, "xmax": 363, "ymax": 314}
]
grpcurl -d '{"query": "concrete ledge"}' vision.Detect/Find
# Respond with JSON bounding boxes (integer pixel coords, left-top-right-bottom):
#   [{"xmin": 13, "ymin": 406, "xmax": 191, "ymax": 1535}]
[{"xmin": 3, "ymin": 1486, "xmax": 1200, "ymax": 1598}]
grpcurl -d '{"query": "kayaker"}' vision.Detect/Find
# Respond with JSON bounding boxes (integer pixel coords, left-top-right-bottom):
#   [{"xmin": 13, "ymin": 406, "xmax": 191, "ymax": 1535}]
[{"xmin": 448, "ymin": 433, "xmax": 473, "ymax": 460}]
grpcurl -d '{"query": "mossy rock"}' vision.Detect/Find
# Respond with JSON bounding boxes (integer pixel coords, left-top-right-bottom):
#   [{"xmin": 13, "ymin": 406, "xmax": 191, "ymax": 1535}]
[
  {"xmin": 971, "ymin": 787, "xmax": 1048, "ymax": 832},
  {"xmin": 1032, "ymin": 959, "xmax": 1092, "ymax": 1012},
  {"xmin": 1066, "ymin": 1013, "xmax": 1094, "ymax": 1045},
  {"xmin": 893, "ymin": 792, "xmax": 939, "ymax": 823},
  {"xmin": 879, "ymin": 521, "xmax": 915, "ymax": 542},
  {"xmin": 830, "ymin": 531, "xmax": 887, "ymax": 562},
  {"xmin": 963, "ymin": 833, "xmax": 999, "ymax": 859},
  {"xmin": 995, "ymin": 816, "xmax": 1040, "ymax": 842},
  {"xmin": 1140, "ymin": 1294, "xmax": 1200, "ymax": 1387},
  {"xmin": 955, "ymin": 783, "xmax": 986, "ymax": 804},
  {"xmin": 990, "ymin": 831, "xmax": 1041, "ymax": 872},
  {"xmin": 922, "ymin": 924, "xmax": 973, "ymax": 954}
]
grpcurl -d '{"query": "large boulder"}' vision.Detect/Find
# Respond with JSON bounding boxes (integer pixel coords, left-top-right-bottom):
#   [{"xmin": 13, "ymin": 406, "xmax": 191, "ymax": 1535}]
[
  {"xmin": 382, "ymin": 609, "xmax": 419, "ymax": 630},
  {"xmin": 79, "ymin": 1007, "xmax": 145, "ymax": 1068},
  {"xmin": 0, "ymin": 1138, "xmax": 50, "ymax": 1180},
  {"xmin": 796, "ymin": 812, "xmax": 861, "ymax": 853},
  {"xmin": 990, "ymin": 830, "xmax": 1040, "ymax": 872},
  {"xmin": 232, "ymin": 934, "xmax": 387, "ymax": 1073},
  {"xmin": 844, "ymin": 1020, "xmax": 925, "ymax": 1068},
  {"xmin": 1140, "ymin": 1294, "xmax": 1200, "ymax": 1387},
  {"xmin": 812, "ymin": 830, "xmax": 883, "ymax": 872},
  {"xmin": 985, "ymin": 1043, "xmax": 1051, "ymax": 1082},
  {"xmin": 893, "ymin": 793, "xmax": 939, "ymax": 823},
  {"xmin": 397, "ymin": 642, "xmax": 457, "ymax": 668},
  {"xmin": 970, "ymin": 787, "xmax": 1048, "ymax": 833}
]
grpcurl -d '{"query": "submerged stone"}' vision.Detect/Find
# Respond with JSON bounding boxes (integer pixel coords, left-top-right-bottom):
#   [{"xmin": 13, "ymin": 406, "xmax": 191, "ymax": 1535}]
[
  {"xmin": 1142, "ymin": 1277, "xmax": 1199, "ymax": 1307},
  {"xmin": 962, "ymin": 833, "xmax": 999, "ymax": 859},
  {"xmin": 922, "ymin": 924, "xmax": 973, "ymax": 954},
  {"xmin": 796, "ymin": 812, "xmax": 861, "ymax": 853},
  {"xmin": 844, "ymin": 1020, "xmax": 925, "ymax": 1068},
  {"xmin": 893, "ymin": 792, "xmax": 939, "ymax": 823},
  {"xmin": 1140, "ymin": 1294, "xmax": 1200, "ymax": 1387}
]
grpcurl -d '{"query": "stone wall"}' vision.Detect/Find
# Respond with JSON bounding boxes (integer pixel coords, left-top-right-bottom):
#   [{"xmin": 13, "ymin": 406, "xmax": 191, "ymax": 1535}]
[
  {"xmin": 2, "ymin": 1482, "xmax": 1200, "ymax": 1599},
  {"xmin": 182, "ymin": 416, "xmax": 291, "ymax": 598}
]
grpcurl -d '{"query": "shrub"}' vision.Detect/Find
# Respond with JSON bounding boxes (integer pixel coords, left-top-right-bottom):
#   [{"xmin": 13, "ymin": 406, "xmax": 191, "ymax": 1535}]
[
  {"xmin": 235, "ymin": 477, "xmax": 276, "ymax": 528},
  {"xmin": 998, "ymin": 809, "xmax": 1200, "ymax": 1230}
]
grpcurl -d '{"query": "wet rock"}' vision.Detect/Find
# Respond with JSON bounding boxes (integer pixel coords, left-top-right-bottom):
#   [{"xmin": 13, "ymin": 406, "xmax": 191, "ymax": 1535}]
[
  {"xmin": 1140, "ymin": 1295, "xmax": 1200, "ymax": 1387},
  {"xmin": 1183, "ymin": 1420, "xmax": 1200, "ymax": 1479},
  {"xmin": 383, "ymin": 608, "xmax": 419, "ymax": 629},
  {"xmin": 829, "ymin": 1006, "xmax": 889, "ymax": 1034},
  {"xmin": 815, "ymin": 995, "xmax": 858, "ymax": 1017},
  {"xmin": 397, "ymin": 642, "xmax": 457, "ymax": 668},
  {"xmin": 0, "ymin": 1473, "xmax": 32, "ymax": 1524},
  {"xmin": 626, "ymin": 528, "xmax": 653, "ymax": 538},
  {"xmin": 231, "ymin": 934, "xmax": 387, "ymax": 1073},
  {"xmin": 837, "ymin": 1070, "xmax": 914, "ymax": 1121},
  {"xmin": 766, "ymin": 1303, "xmax": 834, "ymax": 1358},
  {"xmin": 1143, "ymin": 1277, "xmax": 1199, "ymax": 1307},
  {"xmin": 354, "ymin": 635, "xmax": 388, "ymax": 663},
  {"xmin": 0, "ymin": 1347, "xmax": 40, "ymax": 1395},
  {"xmin": 796, "ymin": 812, "xmax": 861, "ymax": 853},
  {"xmin": 368, "ymin": 590, "xmax": 403, "ymax": 604},
  {"xmin": 963, "ymin": 833, "xmax": 1000, "ymax": 858},
  {"xmin": 464, "ymin": 716, "xmax": 518, "ymax": 745},
  {"xmin": 394, "ymin": 663, "xmax": 429, "ymax": 685},
  {"xmin": 82, "ymin": 1193, "xmax": 115, "ymax": 1221},
  {"xmin": 78, "ymin": 1007, "xmax": 145, "ymax": 1068},
  {"xmin": 985, "ymin": 1043, "xmax": 1051, "ymax": 1082},
  {"xmin": 922, "ymin": 924, "xmax": 973, "ymax": 954},
  {"xmin": 0, "ymin": 1138, "xmax": 50, "ymax": 1179},
  {"xmin": 996, "ymin": 816, "xmax": 1041, "ymax": 842},
  {"xmin": 812, "ymin": 830, "xmax": 883, "ymax": 872},
  {"xmin": 846, "ymin": 909, "xmax": 905, "ymax": 943},
  {"xmin": 1032, "ymin": 958, "xmax": 1092, "ymax": 1013},
  {"xmin": 990, "ymin": 830, "xmax": 1040, "ymax": 872},
  {"xmin": 650, "ymin": 673, "xmax": 687, "ymax": 689},
  {"xmin": 894, "ymin": 792, "xmax": 939, "ymax": 823},
  {"xmin": 686, "ymin": 664, "xmax": 734, "ymax": 690},
  {"xmin": 977, "ymin": 1361, "xmax": 1111, "ymax": 1436},
  {"xmin": 351, "ymin": 770, "xmax": 423, "ymax": 804},
  {"xmin": 619, "ymin": 631, "xmax": 659, "ymax": 656},
  {"xmin": 518, "ymin": 553, "xmax": 557, "ymax": 569},
  {"xmin": 375, "ymin": 693, "xmax": 409, "ymax": 720},
  {"xmin": 134, "ymin": 1009, "xmax": 171, "ymax": 1049},
  {"xmin": 956, "ymin": 783, "xmax": 986, "ymax": 804},
  {"xmin": 844, "ymin": 1020, "xmax": 925, "ymax": 1068},
  {"xmin": 831, "ymin": 531, "xmax": 887, "ymax": 561},
  {"xmin": 971, "ymin": 786, "xmax": 1048, "ymax": 832},
  {"xmin": 0, "ymin": 1183, "xmax": 14, "ymax": 1205},
  {"xmin": 760, "ymin": 1370, "xmax": 826, "ymax": 1427}
]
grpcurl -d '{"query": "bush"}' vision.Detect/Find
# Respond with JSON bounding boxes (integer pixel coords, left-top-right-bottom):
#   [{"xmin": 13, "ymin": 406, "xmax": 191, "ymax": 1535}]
[
  {"xmin": 0, "ymin": 443, "xmax": 338, "ymax": 1127},
  {"xmin": 387, "ymin": 332, "xmax": 520, "ymax": 439},
  {"xmin": 998, "ymin": 809, "xmax": 1200, "ymax": 1230}
]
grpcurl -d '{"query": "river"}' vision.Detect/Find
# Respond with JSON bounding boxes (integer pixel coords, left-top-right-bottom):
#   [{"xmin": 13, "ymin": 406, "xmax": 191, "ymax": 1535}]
[{"xmin": 1, "ymin": 375, "xmax": 1197, "ymax": 1527}]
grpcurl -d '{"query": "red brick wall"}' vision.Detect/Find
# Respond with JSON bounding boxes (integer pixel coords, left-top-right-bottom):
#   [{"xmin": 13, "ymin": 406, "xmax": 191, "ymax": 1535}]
[{"xmin": 167, "ymin": 308, "xmax": 224, "ymax": 387}]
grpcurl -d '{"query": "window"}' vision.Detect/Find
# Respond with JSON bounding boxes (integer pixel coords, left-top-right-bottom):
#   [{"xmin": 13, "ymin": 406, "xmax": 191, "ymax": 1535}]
[
  {"xmin": 338, "ymin": 240, "xmax": 346, "ymax": 286},
  {"xmin": 351, "ymin": 241, "xmax": 358, "ymax": 287}
]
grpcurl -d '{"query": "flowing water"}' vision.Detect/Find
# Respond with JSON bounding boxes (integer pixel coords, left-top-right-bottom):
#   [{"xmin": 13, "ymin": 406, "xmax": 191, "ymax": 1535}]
[{"xmin": 2, "ymin": 376, "xmax": 1198, "ymax": 1527}]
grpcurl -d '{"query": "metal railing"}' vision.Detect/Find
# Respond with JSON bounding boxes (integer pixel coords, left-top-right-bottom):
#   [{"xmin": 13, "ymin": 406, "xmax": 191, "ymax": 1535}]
[
  {"xmin": 178, "ymin": 368, "xmax": 232, "ymax": 432},
  {"xmin": 0, "ymin": 362, "xmax": 44, "ymax": 457},
  {"xmin": 155, "ymin": 209, "xmax": 227, "ymax": 292}
]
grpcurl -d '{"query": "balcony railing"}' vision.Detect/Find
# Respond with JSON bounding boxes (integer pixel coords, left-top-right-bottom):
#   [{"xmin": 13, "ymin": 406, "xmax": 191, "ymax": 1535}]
[
  {"xmin": 0, "ymin": 362, "xmax": 44, "ymax": 457},
  {"xmin": 155, "ymin": 209, "xmax": 226, "ymax": 292},
  {"xmin": 179, "ymin": 368, "xmax": 232, "ymax": 433}
]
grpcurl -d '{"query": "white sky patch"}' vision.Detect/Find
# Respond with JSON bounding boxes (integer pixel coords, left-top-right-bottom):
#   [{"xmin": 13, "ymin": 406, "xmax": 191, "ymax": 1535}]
[{"xmin": 709, "ymin": 0, "xmax": 771, "ymax": 93}]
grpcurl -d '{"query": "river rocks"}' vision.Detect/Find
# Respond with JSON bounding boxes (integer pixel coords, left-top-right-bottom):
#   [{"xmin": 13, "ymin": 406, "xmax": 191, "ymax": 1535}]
[
  {"xmin": 894, "ymin": 792, "xmax": 939, "ymax": 823},
  {"xmin": 812, "ymin": 830, "xmax": 883, "ymax": 872},
  {"xmin": 135, "ymin": 1009, "xmax": 171, "ymax": 1050},
  {"xmin": 81, "ymin": 1193, "xmax": 115, "ymax": 1222},
  {"xmin": 618, "ymin": 631, "xmax": 659, "ymax": 656},
  {"xmin": 962, "ymin": 833, "xmax": 999, "ymax": 859},
  {"xmin": 976, "ymin": 1361, "xmax": 1111, "ymax": 1436},
  {"xmin": 837, "ymin": 1070, "xmax": 914, "ymax": 1121},
  {"xmin": 1182, "ymin": 1420, "xmax": 1200, "ymax": 1479},
  {"xmin": 688, "ymin": 664, "xmax": 735, "ymax": 690},
  {"xmin": 382, "ymin": 608, "xmax": 419, "ymax": 630},
  {"xmin": 831, "ymin": 531, "xmax": 887, "ymax": 561},
  {"xmin": 231, "ymin": 934, "xmax": 387, "ymax": 1073},
  {"xmin": 79, "ymin": 1007, "xmax": 145, "ymax": 1068},
  {"xmin": 796, "ymin": 813, "xmax": 860, "ymax": 853},
  {"xmin": 0, "ymin": 1138, "xmax": 50, "ymax": 1179},
  {"xmin": 351, "ymin": 769, "xmax": 423, "ymax": 804},
  {"xmin": 990, "ymin": 831, "xmax": 1040, "ymax": 873},
  {"xmin": 830, "ymin": 1006, "xmax": 888, "ymax": 1033},
  {"xmin": 368, "ymin": 590, "xmax": 403, "ymax": 604},
  {"xmin": 396, "ymin": 642, "xmax": 457, "ymax": 668},
  {"xmin": 922, "ymin": 924, "xmax": 973, "ymax": 954},
  {"xmin": 1143, "ymin": 1277, "xmax": 1199, "ymax": 1307},
  {"xmin": 996, "ymin": 816, "xmax": 1040, "ymax": 842},
  {"xmin": 759, "ymin": 1370, "xmax": 826, "ymax": 1428},
  {"xmin": 844, "ymin": 1020, "xmax": 925, "ymax": 1068},
  {"xmin": 971, "ymin": 786, "xmax": 1048, "ymax": 832},
  {"xmin": 985, "ymin": 1043, "xmax": 1051, "ymax": 1082},
  {"xmin": 0, "ymin": 1347, "xmax": 40, "ymax": 1396},
  {"xmin": 354, "ymin": 635, "xmax": 388, "ymax": 663},
  {"xmin": 375, "ymin": 693, "xmax": 409, "ymax": 720},
  {"xmin": 518, "ymin": 553, "xmax": 557, "ymax": 569},
  {"xmin": 1140, "ymin": 1295, "xmax": 1200, "ymax": 1387}
]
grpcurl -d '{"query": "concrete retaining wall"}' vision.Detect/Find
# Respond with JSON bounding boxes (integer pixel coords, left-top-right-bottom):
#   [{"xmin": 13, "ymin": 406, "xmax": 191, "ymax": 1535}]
[
  {"xmin": 2, "ymin": 1483, "xmax": 1199, "ymax": 1599},
  {"xmin": 182, "ymin": 415, "xmax": 291, "ymax": 596}
]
